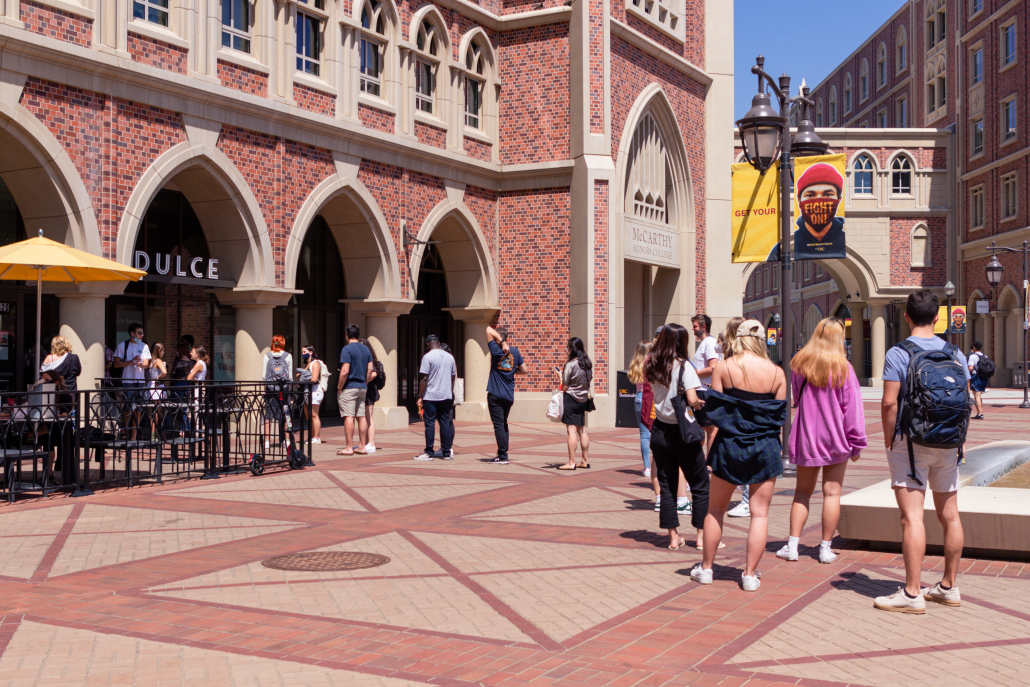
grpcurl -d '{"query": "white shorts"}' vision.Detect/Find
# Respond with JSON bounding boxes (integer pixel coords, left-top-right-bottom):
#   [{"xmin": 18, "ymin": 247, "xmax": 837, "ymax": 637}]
[
  {"xmin": 311, "ymin": 387, "xmax": 324, "ymax": 406},
  {"xmin": 887, "ymin": 433, "xmax": 960, "ymax": 492}
]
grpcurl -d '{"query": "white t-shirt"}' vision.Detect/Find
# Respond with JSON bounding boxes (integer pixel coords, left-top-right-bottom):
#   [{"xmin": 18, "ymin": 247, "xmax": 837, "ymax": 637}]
[
  {"xmin": 967, "ymin": 351, "xmax": 981, "ymax": 375},
  {"xmin": 692, "ymin": 335, "xmax": 721, "ymax": 388},
  {"xmin": 114, "ymin": 340, "xmax": 151, "ymax": 381},
  {"xmin": 649, "ymin": 359, "xmax": 702, "ymax": 425}
]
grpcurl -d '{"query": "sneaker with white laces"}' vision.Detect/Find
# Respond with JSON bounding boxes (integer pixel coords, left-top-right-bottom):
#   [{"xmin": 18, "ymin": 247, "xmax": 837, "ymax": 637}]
[
  {"xmin": 818, "ymin": 546, "xmax": 838, "ymax": 564},
  {"xmin": 874, "ymin": 588, "xmax": 926, "ymax": 614},
  {"xmin": 364, "ymin": 444, "xmax": 376, "ymax": 453},
  {"xmin": 311, "ymin": 438, "xmax": 321, "ymax": 445},
  {"xmin": 689, "ymin": 564, "xmax": 713, "ymax": 585},
  {"xmin": 775, "ymin": 544, "xmax": 799, "ymax": 561},
  {"xmin": 654, "ymin": 497, "xmax": 661, "ymax": 512},
  {"xmin": 922, "ymin": 582, "xmax": 961, "ymax": 607},
  {"xmin": 413, "ymin": 451, "xmax": 435, "ymax": 461},
  {"xmin": 727, "ymin": 502, "xmax": 751, "ymax": 518},
  {"xmin": 741, "ymin": 572, "xmax": 761, "ymax": 592},
  {"xmin": 643, "ymin": 468, "xmax": 651, "ymax": 479}
]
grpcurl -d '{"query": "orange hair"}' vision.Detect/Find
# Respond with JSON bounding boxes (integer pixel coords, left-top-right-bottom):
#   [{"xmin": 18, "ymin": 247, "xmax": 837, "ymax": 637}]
[{"xmin": 271, "ymin": 335, "xmax": 286, "ymax": 352}]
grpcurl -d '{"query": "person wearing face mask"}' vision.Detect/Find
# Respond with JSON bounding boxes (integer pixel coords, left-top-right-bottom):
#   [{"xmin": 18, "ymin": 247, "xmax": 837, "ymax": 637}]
[
  {"xmin": 768, "ymin": 162, "xmax": 846, "ymax": 261},
  {"xmin": 113, "ymin": 323, "xmax": 152, "ymax": 441}
]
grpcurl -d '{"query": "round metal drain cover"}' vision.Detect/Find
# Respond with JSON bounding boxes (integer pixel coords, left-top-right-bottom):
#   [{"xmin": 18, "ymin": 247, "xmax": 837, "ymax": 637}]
[{"xmin": 261, "ymin": 551, "xmax": 390, "ymax": 571}]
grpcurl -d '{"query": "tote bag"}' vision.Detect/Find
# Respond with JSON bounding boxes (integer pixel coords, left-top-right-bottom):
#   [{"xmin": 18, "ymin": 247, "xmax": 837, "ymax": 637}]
[{"xmin": 546, "ymin": 389, "xmax": 563, "ymax": 422}]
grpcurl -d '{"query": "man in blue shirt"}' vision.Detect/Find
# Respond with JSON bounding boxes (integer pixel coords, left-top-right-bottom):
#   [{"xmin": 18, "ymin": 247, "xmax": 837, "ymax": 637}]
[
  {"xmin": 485, "ymin": 325, "xmax": 528, "ymax": 464},
  {"xmin": 876, "ymin": 289, "xmax": 969, "ymax": 614},
  {"xmin": 337, "ymin": 324, "xmax": 373, "ymax": 456}
]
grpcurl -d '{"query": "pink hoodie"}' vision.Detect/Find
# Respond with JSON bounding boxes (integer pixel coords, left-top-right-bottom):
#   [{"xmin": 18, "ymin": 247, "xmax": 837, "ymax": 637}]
[{"xmin": 789, "ymin": 366, "xmax": 867, "ymax": 466}]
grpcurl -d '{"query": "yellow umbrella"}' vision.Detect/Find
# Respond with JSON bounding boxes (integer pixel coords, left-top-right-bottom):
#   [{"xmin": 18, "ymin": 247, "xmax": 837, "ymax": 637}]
[{"xmin": 0, "ymin": 230, "xmax": 146, "ymax": 380}]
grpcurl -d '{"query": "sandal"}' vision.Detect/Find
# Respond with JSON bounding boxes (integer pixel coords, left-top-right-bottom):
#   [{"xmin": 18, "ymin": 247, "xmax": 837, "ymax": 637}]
[
  {"xmin": 668, "ymin": 538, "xmax": 685, "ymax": 550},
  {"xmin": 557, "ymin": 464, "xmax": 577, "ymax": 471},
  {"xmin": 576, "ymin": 463, "xmax": 590, "ymax": 469},
  {"xmin": 696, "ymin": 541, "xmax": 727, "ymax": 551}
]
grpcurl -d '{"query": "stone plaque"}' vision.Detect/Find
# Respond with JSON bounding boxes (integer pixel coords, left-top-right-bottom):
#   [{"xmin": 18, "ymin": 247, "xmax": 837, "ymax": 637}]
[{"xmin": 624, "ymin": 221, "xmax": 680, "ymax": 268}]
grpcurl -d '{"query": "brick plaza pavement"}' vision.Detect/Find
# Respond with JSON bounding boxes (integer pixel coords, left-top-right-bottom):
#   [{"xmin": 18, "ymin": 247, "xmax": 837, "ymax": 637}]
[{"xmin": 0, "ymin": 400, "xmax": 1027, "ymax": 686}]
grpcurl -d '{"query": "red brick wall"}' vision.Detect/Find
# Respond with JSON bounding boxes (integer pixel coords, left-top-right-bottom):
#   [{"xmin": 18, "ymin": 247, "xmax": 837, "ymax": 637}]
[
  {"xmin": 464, "ymin": 137, "xmax": 492, "ymax": 161},
  {"xmin": 610, "ymin": 0, "xmax": 705, "ymax": 66},
  {"xmin": 589, "ymin": 0, "xmax": 604, "ymax": 134},
  {"xmin": 593, "ymin": 180, "xmax": 608, "ymax": 390},
  {"xmin": 358, "ymin": 103, "xmax": 395, "ymax": 133},
  {"xmin": 498, "ymin": 24, "xmax": 570, "ymax": 164},
  {"xmin": 888, "ymin": 216, "xmax": 947, "ymax": 286},
  {"xmin": 293, "ymin": 83, "xmax": 336, "ymax": 117},
  {"xmin": 464, "ymin": 184, "xmax": 498, "ymax": 259},
  {"xmin": 499, "ymin": 188, "xmax": 571, "ymax": 393},
  {"xmin": 280, "ymin": 140, "xmax": 336, "ymax": 278},
  {"xmin": 127, "ymin": 32, "xmax": 187, "ymax": 75},
  {"xmin": 415, "ymin": 120, "xmax": 447, "ymax": 149},
  {"xmin": 20, "ymin": 0, "xmax": 92, "ymax": 47},
  {"xmin": 217, "ymin": 60, "xmax": 268, "ymax": 98}
]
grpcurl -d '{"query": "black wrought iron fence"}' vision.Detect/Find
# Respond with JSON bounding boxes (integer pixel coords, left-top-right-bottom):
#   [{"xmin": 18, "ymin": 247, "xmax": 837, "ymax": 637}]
[{"xmin": 0, "ymin": 380, "xmax": 314, "ymax": 503}]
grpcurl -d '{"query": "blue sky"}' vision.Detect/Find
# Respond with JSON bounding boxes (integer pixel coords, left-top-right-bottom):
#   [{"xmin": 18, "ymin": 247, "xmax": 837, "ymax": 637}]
[{"xmin": 733, "ymin": 0, "xmax": 907, "ymax": 119}]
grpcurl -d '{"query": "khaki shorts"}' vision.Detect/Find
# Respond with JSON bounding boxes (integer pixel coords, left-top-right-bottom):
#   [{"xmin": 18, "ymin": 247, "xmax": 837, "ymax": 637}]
[
  {"xmin": 887, "ymin": 433, "xmax": 960, "ymax": 492},
  {"xmin": 338, "ymin": 387, "xmax": 366, "ymax": 418}
]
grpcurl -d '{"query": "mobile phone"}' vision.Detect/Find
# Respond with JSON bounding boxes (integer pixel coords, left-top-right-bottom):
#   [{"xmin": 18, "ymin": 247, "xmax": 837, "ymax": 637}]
[{"xmin": 554, "ymin": 366, "xmax": 561, "ymax": 374}]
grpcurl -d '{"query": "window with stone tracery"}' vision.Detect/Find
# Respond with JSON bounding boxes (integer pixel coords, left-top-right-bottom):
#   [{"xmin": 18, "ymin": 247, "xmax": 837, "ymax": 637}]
[
  {"xmin": 626, "ymin": 0, "xmax": 685, "ymax": 41},
  {"xmin": 626, "ymin": 114, "xmax": 675, "ymax": 226}
]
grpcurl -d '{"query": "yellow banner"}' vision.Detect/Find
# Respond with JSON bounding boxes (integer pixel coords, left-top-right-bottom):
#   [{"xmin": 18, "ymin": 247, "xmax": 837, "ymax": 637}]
[
  {"xmin": 731, "ymin": 163, "xmax": 780, "ymax": 263},
  {"xmin": 934, "ymin": 306, "xmax": 967, "ymax": 334},
  {"xmin": 793, "ymin": 154, "xmax": 847, "ymax": 260}
]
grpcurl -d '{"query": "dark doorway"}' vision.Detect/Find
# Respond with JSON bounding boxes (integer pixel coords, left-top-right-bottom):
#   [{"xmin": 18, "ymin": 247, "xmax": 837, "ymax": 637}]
[{"xmin": 398, "ymin": 244, "xmax": 463, "ymax": 413}]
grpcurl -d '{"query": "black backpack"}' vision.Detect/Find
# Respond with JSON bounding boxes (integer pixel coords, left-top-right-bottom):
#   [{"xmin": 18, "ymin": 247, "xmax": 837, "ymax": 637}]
[
  {"xmin": 895, "ymin": 341, "xmax": 970, "ymax": 486},
  {"xmin": 976, "ymin": 354, "xmax": 996, "ymax": 379},
  {"xmin": 373, "ymin": 360, "xmax": 386, "ymax": 390}
]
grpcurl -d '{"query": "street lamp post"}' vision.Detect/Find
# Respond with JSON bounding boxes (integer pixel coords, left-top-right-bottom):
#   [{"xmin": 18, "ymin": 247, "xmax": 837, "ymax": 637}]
[
  {"xmin": 737, "ymin": 56, "xmax": 828, "ymax": 462},
  {"xmin": 944, "ymin": 281, "xmax": 955, "ymax": 346},
  {"xmin": 984, "ymin": 241, "xmax": 1030, "ymax": 409}
]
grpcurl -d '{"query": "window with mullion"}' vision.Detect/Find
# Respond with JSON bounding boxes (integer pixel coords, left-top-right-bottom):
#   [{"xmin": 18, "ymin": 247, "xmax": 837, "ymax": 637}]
[
  {"xmin": 465, "ymin": 76, "xmax": 482, "ymax": 129},
  {"xmin": 853, "ymin": 155, "xmax": 874, "ymax": 194},
  {"xmin": 1003, "ymin": 98, "xmax": 1017, "ymax": 141},
  {"xmin": 1003, "ymin": 23, "xmax": 1016, "ymax": 66},
  {"xmin": 296, "ymin": 11, "xmax": 321, "ymax": 77},
  {"xmin": 221, "ymin": 0, "xmax": 251, "ymax": 53},
  {"xmin": 415, "ymin": 59, "xmax": 434, "ymax": 114},
  {"xmin": 360, "ymin": 36, "xmax": 383, "ymax": 96},
  {"xmin": 133, "ymin": 0, "xmax": 169, "ymax": 27}
]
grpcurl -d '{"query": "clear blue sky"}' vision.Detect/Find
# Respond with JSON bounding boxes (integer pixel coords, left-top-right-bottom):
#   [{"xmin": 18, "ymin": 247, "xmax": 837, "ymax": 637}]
[{"xmin": 733, "ymin": 0, "xmax": 907, "ymax": 120}]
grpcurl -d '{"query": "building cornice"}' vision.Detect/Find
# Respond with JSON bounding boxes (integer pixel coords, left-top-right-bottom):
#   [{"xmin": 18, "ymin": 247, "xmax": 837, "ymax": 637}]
[
  {"xmin": 959, "ymin": 224, "xmax": 1030, "ymax": 254},
  {"xmin": 960, "ymin": 0, "xmax": 1022, "ymax": 43},
  {"xmin": 427, "ymin": 0, "xmax": 571, "ymax": 31},
  {"xmin": 960, "ymin": 144, "xmax": 1030, "ymax": 181},
  {"xmin": 609, "ymin": 19, "xmax": 712, "ymax": 87}
]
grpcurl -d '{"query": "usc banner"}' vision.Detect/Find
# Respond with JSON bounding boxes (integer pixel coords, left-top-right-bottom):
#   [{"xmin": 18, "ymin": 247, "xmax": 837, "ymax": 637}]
[
  {"xmin": 730, "ymin": 163, "xmax": 780, "ymax": 263},
  {"xmin": 793, "ymin": 154, "xmax": 847, "ymax": 260}
]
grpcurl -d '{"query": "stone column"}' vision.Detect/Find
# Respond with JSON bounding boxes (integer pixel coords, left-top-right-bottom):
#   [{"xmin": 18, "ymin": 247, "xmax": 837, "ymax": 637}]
[
  {"xmin": 869, "ymin": 302, "xmax": 886, "ymax": 387},
  {"xmin": 445, "ymin": 308, "xmax": 499, "ymax": 423},
  {"xmin": 992, "ymin": 311, "xmax": 1005, "ymax": 368},
  {"xmin": 347, "ymin": 299, "xmax": 417, "ymax": 429},
  {"xmin": 57, "ymin": 292, "xmax": 108, "ymax": 390},
  {"xmin": 215, "ymin": 288, "xmax": 299, "ymax": 381},
  {"xmin": 849, "ymin": 302, "xmax": 865, "ymax": 384}
]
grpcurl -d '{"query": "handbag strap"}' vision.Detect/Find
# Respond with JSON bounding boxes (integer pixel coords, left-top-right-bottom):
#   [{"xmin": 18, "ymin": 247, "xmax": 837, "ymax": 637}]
[{"xmin": 676, "ymin": 361, "xmax": 687, "ymax": 398}]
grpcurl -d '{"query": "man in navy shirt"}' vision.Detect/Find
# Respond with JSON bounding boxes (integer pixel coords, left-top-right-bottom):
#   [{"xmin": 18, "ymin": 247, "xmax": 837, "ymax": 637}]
[{"xmin": 485, "ymin": 325, "xmax": 528, "ymax": 464}]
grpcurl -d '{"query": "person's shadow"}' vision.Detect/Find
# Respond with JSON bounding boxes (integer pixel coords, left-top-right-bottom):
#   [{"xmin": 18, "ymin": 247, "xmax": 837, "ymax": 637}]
[{"xmin": 830, "ymin": 571, "xmax": 901, "ymax": 598}]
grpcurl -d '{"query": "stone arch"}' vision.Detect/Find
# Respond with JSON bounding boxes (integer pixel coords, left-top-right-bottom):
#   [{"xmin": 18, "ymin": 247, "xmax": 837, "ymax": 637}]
[
  {"xmin": 802, "ymin": 304, "xmax": 824, "ymax": 345},
  {"xmin": 285, "ymin": 173, "xmax": 401, "ymax": 299},
  {"xmin": 740, "ymin": 243, "xmax": 880, "ymax": 307},
  {"xmin": 116, "ymin": 141, "xmax": 274, "ymax": 288},
  {"xmin": 848, "ymin": 148, "xmax": 882, "ymax": 170},
  {"xmin": 408, "ymin": 4, "xmax": 451, "ymax": 54},
  {"xmin": 409, "ymin": 199, "xmax": 498, "ymax": 308},
  {"xmin": 0, "ymin": 101, "xmax": 101, "ymax": 254}
]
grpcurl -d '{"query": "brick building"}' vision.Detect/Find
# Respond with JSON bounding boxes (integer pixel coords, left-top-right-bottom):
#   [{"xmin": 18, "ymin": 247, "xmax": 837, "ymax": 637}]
[
  {"xmin": 0, "ymin": 0, "xmax": 736, "ymax": 425},
  {"xmin": 744, "ymin": 0, "xmax": 1029, "ymax": 387}
]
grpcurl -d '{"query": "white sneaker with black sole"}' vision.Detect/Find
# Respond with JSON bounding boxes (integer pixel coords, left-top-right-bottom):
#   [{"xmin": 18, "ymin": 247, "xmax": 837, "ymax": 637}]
[{"xmin": 413, "ymin": 451, "xmax": 435, "ymax": 461}]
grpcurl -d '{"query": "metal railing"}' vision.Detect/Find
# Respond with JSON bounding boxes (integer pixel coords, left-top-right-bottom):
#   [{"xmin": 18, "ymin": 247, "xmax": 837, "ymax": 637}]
[{"xmin": 0, "ymin": 380, "xmax": 315, "ymax": 502}]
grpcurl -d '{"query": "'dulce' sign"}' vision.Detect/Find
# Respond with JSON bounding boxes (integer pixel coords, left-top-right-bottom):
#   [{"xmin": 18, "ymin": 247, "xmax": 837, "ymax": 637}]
[{"xmin": 134, "ymin": 251, "xmax": 220, "ymax": 280}]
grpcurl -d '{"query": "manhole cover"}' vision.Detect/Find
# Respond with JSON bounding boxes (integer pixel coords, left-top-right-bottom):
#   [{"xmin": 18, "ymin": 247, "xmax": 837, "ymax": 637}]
[{"xmin": 261, "ymin": 551, "xmax": 390, "ymax": 571}]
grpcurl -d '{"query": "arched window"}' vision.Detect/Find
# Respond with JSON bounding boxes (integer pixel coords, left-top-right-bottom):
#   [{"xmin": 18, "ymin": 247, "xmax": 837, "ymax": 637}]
[
  {"xmin": 853, "ymin": 154, "xmax": 874, "ymax": 194},
  {"xmin": 816, "ymin": 98, "xmax": 823, "ymax": 127},
  {"xmin": 891, "ymin": 156, "xmax": 912, "ymax": 195},
  {"xmin": 829, "ymin": 86, "xmax": 837, "ymax": 125},
  {"xmin": 896, "ymin": 26, "xmax": 907, "ymax": 72},
  {"xmin": 359, "ymin": 0, "xmax": 388, "ymax": 97},
  {"xmin": 626, "ymin": 113, "xmax": 675, "ymax": 226},
  {"xmin": 860, "ymin": 59, "xmax": 869, "ymax": 101},
  {"xmin": 802, "ymin": 305, "xmax": 823, "ymax": 346},
  {"xmin": 911, "ymin": 225, "xmax": 931, "ymax": 267},
  {"xmin": 844, "ymin": 74, "xmax": 852, "ymax": 113},
  {"xmin": 413, "ymin": 18, "xmax": 442, "ymax": 114},
  {"xmin": 463, "ymin": 39, "xmax": 485, "ymax": 129},
  {"xmin": 877, "ymin": 43, "xmax": 887, "ymax": 87}
]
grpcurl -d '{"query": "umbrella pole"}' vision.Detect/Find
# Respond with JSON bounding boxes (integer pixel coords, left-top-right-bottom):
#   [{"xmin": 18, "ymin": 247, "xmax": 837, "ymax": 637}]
[{"xmin": 35, "ymin": 268, "xmax": 42, "ymax": 383}]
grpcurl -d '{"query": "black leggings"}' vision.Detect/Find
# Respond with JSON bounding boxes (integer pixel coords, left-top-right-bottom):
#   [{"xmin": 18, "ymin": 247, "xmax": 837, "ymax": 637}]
[{"xmin": 650, "ymin": 419, "xmax": 709, "ymax": 530}]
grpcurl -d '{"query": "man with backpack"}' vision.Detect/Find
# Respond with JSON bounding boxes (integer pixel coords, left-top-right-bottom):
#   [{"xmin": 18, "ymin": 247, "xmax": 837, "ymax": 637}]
[
  {"xmin": 877, "ymin": 289, "xmax": 969, "ymax": 614},
  {"xmin": 967, "ymin": 341, "xmax": 993, "ymax": 420},
  {"xmin": 337, "ymin": 324, "xmax": 373, "ymax": 456}
]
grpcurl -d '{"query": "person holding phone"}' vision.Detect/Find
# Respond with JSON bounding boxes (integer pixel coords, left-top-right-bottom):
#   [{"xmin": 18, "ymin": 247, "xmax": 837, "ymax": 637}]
[{"xmin": 557, "ymin": 337, "xmax": 593, "ymax": 470}]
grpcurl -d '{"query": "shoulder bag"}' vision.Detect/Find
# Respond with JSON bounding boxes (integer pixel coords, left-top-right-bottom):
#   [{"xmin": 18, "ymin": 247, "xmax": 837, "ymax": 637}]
[{"xmin": 669, "ymin": 364, "xmax": 705, "ymax": 444}]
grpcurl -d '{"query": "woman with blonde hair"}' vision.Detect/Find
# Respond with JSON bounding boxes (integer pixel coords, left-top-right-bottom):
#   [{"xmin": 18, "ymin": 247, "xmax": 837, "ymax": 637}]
[
  {"xmin": 692, "ymin": 320, "xmax": 786, "ymax": 591},
  {"xmin": 628, "ymin": 341, "xmax": 660, "ymax": 503},
  {"xmin": 715, "ymin": 317, "xmax": 754, "ymax": 520},
  {"xmin": 777, "ymin": 317, "xmax": 866, "ymax": 564}
]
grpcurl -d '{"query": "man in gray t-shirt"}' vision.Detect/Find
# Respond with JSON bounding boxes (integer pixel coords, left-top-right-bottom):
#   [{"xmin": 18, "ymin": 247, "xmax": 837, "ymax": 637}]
[{"xmin": 415, "ymin": 335, "xmax": 456, "ymax": 460}]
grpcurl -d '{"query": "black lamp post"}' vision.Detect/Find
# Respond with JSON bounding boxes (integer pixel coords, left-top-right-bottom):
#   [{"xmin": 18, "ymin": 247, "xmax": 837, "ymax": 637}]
[
  {"xmin": 737, "ymin": 56, "xmax": 828, "ymax": 463},
  {"xmin": 985, "ymin": 241, "xmax": 1029, "ymax": 409},
  {"xmin": 944, "ymin": 280, "xmax": 955, "ymax": 345}
]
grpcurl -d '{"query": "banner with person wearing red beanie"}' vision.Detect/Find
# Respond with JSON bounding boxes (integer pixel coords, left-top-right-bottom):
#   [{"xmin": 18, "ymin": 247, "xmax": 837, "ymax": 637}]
[{"xmin": 792, "ymin": 154, "xmax": 847, "ymax": 260}]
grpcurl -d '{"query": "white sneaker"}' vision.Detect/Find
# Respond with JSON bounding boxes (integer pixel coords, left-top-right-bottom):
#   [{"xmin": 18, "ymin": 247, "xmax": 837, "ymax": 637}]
[
  {"xmin": 727, "ymin": 502, "xmax": 751, "ymax": 518},
  {"xmin": 775, "ymin": 544, "xmax": 799, "ymax": 561},
  {"xmin": 921, "ymin": 582, "xmax": 961, "ymax": 607},
  {"xmin": 310, "ymin": 438, "xmax": 321, "ymax": 445},
  {"xmin": 818, "ymin": 546, "xmax": 838, "ymax": 564},
  {"xmin": 874, "ymin": 588, "xmax": 926, "ymax": 614},
  {"xmin": 689, "ymin": 564, "xmax": 713, "ymax": 585},
  {"xmin": 741, "ymin": 572, "xmax": 761, "ymax": 592},
  {"xmin": 413, "ymin": 451, "xmax": 435, "ymax": 461},
  {"xmin": 441, "ymin": 450, "xmax": 454, "ymax": 460},
  {"xmin": 643, "ymin": 468, "xmax": 651, "ymax": 479},
  {"xmin": 364, "ymin": 444, "xmax": 375, "ymax": 453}
]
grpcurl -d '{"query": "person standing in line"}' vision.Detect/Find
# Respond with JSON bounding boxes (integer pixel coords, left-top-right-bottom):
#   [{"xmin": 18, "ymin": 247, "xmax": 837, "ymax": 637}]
[
  {"xmin": 147, "ymin": 343, "xmax": 168, "ymax": 400},
  {"xmin": 692, "ymin": 320, "xmax": 787, "ymax": 592},
  {"xmin": 777, "ymin": 318, "xmax": 866, "ymax": 564},
  {"xmin": 875, "ymin": 290, "xmax": 967, "ymax": 614},
  {"xmin": 186, "ymin": 345, "xmax": 209, "ymax": 381},
  {"xmin": 628, "ymin": 341, "xmax": 656, "ymax": 490},
  {"xmin": 361, "ymin": 340, "xmax": 381, "ymax": 452},
  {"xmin": 39, "ymin": 336, "xmax": 82, "ymax": 481},
  {"xmin": 691, "ymin": 314, "xmax": 721, "ymax": 453},
  {"xmin": 337, "ymin": 325, "xmax": 373, "ymax": 456},
  {"xmin": 415, "ymin": 335, "xmax": 456, "ymax": 460},
  {"xmin": 967, "ymin": 341, "xmax": 986, "ymax": 420},
  {"xmin": 112, "ymin": 323, "xmax": 151, "ymax": 440},
  {"xmin": 643, "ymin": 324, "xmax": 709, "ymax": 549},
  {"xmin": 300, "ymin": 345, "xmax": 326, "ymax": 444},
  {"xmin": 263, "ymin": 335, "xmax": 294, "ymax": 450},
  {"xmin": 716, "ymin": 317, "xmax": 753, "ymax": 520},
  {"xmin": 557, "ymin": 337, "xmax": 593, "ymax": 470},
  {"xmin": 485, "ymin": 325, "xmax": 528, "ymax": 465}
]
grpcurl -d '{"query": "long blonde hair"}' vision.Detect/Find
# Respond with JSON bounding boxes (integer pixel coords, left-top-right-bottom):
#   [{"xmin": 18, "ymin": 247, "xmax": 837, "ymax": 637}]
[
  {"xmin": 721, "ymin": 317, "xmax": 745, "ymax": 360},
  {"xmin": 792, "ymin": 317, "xmax": 849, "ymax": 388},
  {"xmin": 627, "ymin": 340, "xmax": 651, "ymax": 385},
  {"xmin": 50, "ymin": 336, "xmax": 72, "ymax": 356}
]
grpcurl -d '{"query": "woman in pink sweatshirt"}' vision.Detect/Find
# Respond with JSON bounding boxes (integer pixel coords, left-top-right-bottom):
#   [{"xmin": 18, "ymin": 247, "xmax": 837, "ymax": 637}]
[{"xmin": 777, "ymin": 317, "xmax": 867, "ymax": 564}]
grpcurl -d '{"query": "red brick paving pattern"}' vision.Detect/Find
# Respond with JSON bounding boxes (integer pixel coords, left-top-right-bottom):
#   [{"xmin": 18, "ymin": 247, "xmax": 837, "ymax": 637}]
[{"xmin": 0, "ymin": 403, "xmax": 1026, "ymax": 685}]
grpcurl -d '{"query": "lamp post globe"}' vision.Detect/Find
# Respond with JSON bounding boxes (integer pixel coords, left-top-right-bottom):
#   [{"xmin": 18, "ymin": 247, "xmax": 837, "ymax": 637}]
[
  {"xmin": 985, "ymin": 250, "xmax": 1004, "ymax": 289},
  {"xmin": 736, "ymin": 90, "xmax": 785, "ymax": 173}
]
